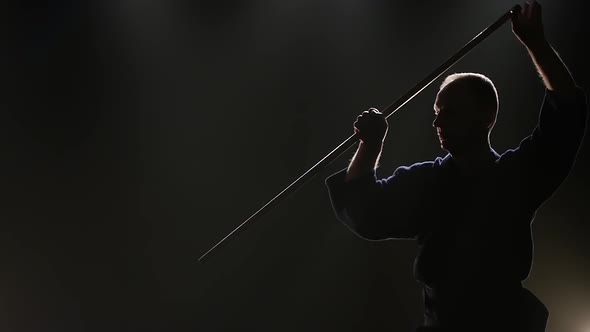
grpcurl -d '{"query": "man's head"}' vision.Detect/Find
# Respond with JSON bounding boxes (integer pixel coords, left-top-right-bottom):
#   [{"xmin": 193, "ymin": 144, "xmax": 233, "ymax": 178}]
[{"xmin": 433, "ymin": 72, "xmax": 499, "ymax": 155}]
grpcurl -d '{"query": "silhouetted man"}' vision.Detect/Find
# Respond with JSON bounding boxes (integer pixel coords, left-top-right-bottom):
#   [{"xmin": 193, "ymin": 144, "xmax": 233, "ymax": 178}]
[{"xmin": 325, "ymin": 1, "xmax": 588, "ymax": 331}]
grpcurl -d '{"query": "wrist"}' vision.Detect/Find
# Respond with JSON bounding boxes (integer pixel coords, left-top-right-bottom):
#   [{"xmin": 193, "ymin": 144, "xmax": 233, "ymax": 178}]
[
  {"xmin": 359, "ymin": 141, "xmax": 383, "ymax": 155},
  {"xmin": 524, "ymin": 36, "xmax": 550, "ymax": 53}
]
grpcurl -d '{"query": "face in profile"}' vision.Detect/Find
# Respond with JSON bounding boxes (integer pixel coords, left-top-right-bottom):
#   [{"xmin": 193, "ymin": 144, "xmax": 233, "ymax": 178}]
[{"xmin": 432, "ymin": 79, "xmax": 496, "ymax": 155}]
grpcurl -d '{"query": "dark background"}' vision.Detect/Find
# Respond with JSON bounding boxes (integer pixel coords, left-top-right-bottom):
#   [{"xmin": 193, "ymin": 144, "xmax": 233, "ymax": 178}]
[{"xmin": 3, "ymin": 0, "xmax": 589, "ymax": 331}]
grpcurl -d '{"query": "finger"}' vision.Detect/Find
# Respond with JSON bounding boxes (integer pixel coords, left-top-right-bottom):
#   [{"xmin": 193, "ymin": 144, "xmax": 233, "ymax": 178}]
[
  {"xmin": 526, "ymin": 1, "xmax": 534, "ymax": 17},
  {"xmin": 531, "ymin": 0, "xmax": 542, "ymax": 16},
  {"xmin": 512, "ymin": 2, "xmax": 526, "ymax": 23},
  {"xmin": 511, "ymin": 6, "xmax": 521, "ymax": 23},
  {"xmin": 522, "ymin": 1, "xmax": 530, "ymax": 16},
  {"xmin": 355, "ymin": 117, "xmax": 367, "ymax": 126}
]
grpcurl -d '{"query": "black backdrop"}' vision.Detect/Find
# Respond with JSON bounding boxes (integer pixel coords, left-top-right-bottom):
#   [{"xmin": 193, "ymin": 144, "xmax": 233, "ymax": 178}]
[{"xmin": 3, "ymin": 1, "xmax": 590, "ymax": 331}]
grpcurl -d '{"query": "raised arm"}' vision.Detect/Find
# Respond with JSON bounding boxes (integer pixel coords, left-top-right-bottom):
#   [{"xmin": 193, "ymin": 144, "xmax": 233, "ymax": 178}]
[
  {"xmin": 325, "ymin": 108, "xmax": 432, "ymax": 241},
  {"xmin": 506, "ymin": 0, "xmax": 588, "ymax": 208},
  {"xmin": 512, "ymin": 0, "xmax": 578, "ymax": 98}
]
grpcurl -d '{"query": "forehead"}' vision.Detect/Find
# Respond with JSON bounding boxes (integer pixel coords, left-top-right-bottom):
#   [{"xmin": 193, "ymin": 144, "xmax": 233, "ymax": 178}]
[{"xmin": 434, "ymin": 81, "xmax": 476, "ymax": 108}]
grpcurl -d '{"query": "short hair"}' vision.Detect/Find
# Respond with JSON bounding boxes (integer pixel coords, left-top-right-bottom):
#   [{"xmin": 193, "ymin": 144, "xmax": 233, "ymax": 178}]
[{"xmin": 439, "ymin": 72, "xmax": 499, "ymax": 113}]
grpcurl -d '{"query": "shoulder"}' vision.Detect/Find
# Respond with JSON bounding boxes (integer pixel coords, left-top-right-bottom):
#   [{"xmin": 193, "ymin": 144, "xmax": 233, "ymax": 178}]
[
  {"xmin": 375, "ymin": 159, "xmax": 439, "ymax": 192},
  {"xmin": 397, "ymin": 159, "xmax": 436, "ymax": 171},
  {"xmin": 388, "ymin": 159, "xmax": 438, "ymax": 178},
  {"xmin": 496, "ymin": 147, "xmax": 518, "ymax": 163}
]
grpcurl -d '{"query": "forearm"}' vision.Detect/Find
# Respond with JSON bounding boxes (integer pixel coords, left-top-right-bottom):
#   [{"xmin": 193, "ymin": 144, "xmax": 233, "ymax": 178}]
[
  {"xmin": 525, "ymin": 38, "xmax": 578, "ymax": 97},
  {"xmin": 345, "ymin": 142, "xmax": 382, "ymax": 182}
]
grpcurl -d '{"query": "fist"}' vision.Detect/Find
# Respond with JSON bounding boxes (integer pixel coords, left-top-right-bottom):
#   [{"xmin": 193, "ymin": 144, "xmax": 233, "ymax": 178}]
[
  {"xmin": 354, "ymin": 108, "xmax": 388, "ymax": 146},
  {"xmin": 511, "ymin": 0, "xmax": 546, "ymax": 48}
]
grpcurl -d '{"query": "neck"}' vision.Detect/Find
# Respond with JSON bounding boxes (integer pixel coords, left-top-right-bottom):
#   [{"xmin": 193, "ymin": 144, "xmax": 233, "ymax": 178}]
[{"xmin": 449, "ymin": 137, "xmax": 496, "ymax": 169}]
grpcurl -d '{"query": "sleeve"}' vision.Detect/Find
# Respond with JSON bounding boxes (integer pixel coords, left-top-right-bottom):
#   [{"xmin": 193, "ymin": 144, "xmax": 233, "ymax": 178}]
[
  {"xmin": 504, "ymin": 86, "xmax": 588, "ymax": 210},
  {"xmin": 324, "ymin": 162, "xmax": 431, "ymax": 241}
]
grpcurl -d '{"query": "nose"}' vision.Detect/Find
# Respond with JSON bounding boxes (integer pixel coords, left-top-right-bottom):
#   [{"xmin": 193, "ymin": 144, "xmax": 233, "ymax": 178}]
[{"xmin": 432, "ymin": 114, "xmax": 440, "ymax": 128}]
